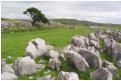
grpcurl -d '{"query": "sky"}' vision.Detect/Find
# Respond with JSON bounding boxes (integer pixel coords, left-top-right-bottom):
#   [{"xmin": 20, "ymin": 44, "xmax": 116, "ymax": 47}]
[{"xmin": 1, "ymin": 1, "xmax": 121, "ymax": 24}]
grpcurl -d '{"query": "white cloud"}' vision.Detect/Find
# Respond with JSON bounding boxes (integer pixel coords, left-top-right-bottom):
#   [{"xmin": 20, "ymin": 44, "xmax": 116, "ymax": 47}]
[{"xmin": 1, "ymin": 1, "xmax": 121, "ymax": 24}]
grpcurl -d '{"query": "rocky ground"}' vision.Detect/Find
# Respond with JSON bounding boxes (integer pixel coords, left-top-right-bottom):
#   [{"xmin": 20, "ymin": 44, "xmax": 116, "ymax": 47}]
[
  {"xmin": 1, "ymin": 19, "xmax": 65, "ymax": 32},
  {"xmin": 1, "ymin": 29, "xmax": 121, "ymax": 80}
]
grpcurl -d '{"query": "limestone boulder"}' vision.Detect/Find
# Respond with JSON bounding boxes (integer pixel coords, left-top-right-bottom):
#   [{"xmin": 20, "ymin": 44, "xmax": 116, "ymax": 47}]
[
  {"xmin": 88, "ymin": 33, "xmax": 99, "ymax": 43},
  {"xmin": 58, "ymin": 71, "xmax": 79, "ymax": 80},
  {"xmin": 117, "ymin": 60, "xmax": 121, "ymax": 67},
  {"xmin": 2, "ymin": 64, "xmax": 14, "ymax": 74},
  {"xmin": 89, "ymin": 40, "xmax": 100, "ymax": 49},
  {"xmin": 59, "ymin": 45, "xmax": 72, "ymax": 54},
  {"xmin": 48, "ymin": 58, "xmax": 61, "ymax": 71},
  {"xmin": 106, "ymin": 65, "xmax": 118, "ymax": 76},
  {"xmin": 78, "ymin": 48, "xmax": 102, "ymax": 69},
  {"xmin": 90, "ymin": 67, "xmax": 112, "ymax": 80},
  {"xmin": 1, "ymin": 72, "xmax": 18, "ymax": 80},
  {"xmin": 111, "ymin": 43, "xmax": 121, "ymax": 61},
  {"xmin": 26, "ymin": 38, "xmax": 47, "ymax": 59},
  {"xmin": 71, "ymin": 36, "xmax": 86, "ymax": 48},
  {"xmin": 45, "ymin": 50, "xmax": 59, "ymax": 59},
  {"xmin": 66, "ymin": 51, "xmax": 89, "ymax": 72},
  {"xmin": 13, "ymin": 56, "xmax": 36, "ymax": 76}
]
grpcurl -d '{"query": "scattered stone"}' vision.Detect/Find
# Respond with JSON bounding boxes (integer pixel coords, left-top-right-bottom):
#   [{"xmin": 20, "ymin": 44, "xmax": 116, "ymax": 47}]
[
  {"xmin": 44, "ymin": 70, "xmax": 51, "ymax": 74},
  {"xmin": 2, "ymin": 64, "xmax": 14, "ymax": 74},
  {"xmin": 87, "ymin": 46, "xmax": 100, "ymax": 56},
  {"xmin": 71, "ymin": 36, "xmax": 86, "ymax": 48},
  {"xmin": 1, "ymin": 59, "xmax": 6, "ymax": 67},
  {"xmin": 88, "ymin": 26, "xmax": 104, "ymax": 30},
  {"xmin": 13, "ymin": 56, "xmax": 36, "ymax": 76},
  {"xmin": 88, "ymin": 33, "xmax": 99, "ymax": 43},
  {"xmin": 36, "ymin": 64, "xmax": 45, "ymax": 70},
  {"xmin": 51, "ymin": 77, "xmax": 56, "ymax": 80},
  {"xmin": 111, "ymin": 43, "xmax": 121, "ymax": 61},
  {"xmin": 59, "ymin": 45, "xmax": 72, "ymax": 54},
  {"xmin": 7, "ymin": 56, "xmax": 13, "ymax": 60},
  {"xmin": 29, "ymin": 76, "xmax": 34, "ymax": 80},
  {"xmin": 89, "ymin": 40, "xmax": 100, "ymax": 49},
  {"xmin": 47, "ymin": 45, "xmax": 54, "ymax": 50},
  {"xmin": 58, "ymin": 71, "xmax": 79, "ymax": 80},
  {"xmin": 36, "ymin": 75, "xmax": 52, "ymax": 80},
  {"xmin": 103, "ymin": 60, "xmax": 113, "ymax": 67},
  {"xmin": 1, "ymin": 72, "xmax": 18, "ymax": 80},
  {"xmin": 106, "ymin": 65, "xmax": 118, "ymax": 76},
  {"xmin": 48, "ymin": 58, "xmax": 61, "ymax": 71},
  {"xmin": 90, "ymin": 67, "xmax": 112, "ymax": 80},
  {"xmin": 38, "ymin": 59, "xmax": 46, "ymax": 64},
  {"xmin": 66, "ymin": 51, "xmax": 89, "ymax": 72},
  {"xmin": 26, "ymin": 38, "xmax": 47, "ymax": 59},
  {"xmin": 45, "ymin": 50, "xmax": 59, "ymax": 59},
  {"xmin": 117, "ymin": 60, "xmax": 121, "ymax": 67},
  {"xmin": 59, "ymin": 53, "xmax": 66, "ymax": 61},
  {"xmin": 78, "ymin": 48, "xmax": 102, "ymax": 69}
]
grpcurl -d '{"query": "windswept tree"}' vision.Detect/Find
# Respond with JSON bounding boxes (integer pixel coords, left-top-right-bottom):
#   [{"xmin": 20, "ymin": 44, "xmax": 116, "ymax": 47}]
[{"xmin": 23, "ymin": 7, "xmax": 49, "ymax": 25}]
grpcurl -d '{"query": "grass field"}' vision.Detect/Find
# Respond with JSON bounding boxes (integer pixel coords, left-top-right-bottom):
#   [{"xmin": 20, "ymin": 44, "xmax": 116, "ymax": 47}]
[
  {"xmin": 1, "ymin": 26, "xmax": 97, "ymax": 59},
  {"xmin": 2, "ymin": 26, "xmax": 98, "ymax": 80},
  {"xmin": 1, "ymin": 20, "xmax": 121, "ymax": 80}
]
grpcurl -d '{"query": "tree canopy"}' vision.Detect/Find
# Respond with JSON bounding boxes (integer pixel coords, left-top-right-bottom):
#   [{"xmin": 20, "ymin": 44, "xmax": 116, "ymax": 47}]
[{"xmin": 23, "ymin": 7, "xmax": 49, "ymax": 25}]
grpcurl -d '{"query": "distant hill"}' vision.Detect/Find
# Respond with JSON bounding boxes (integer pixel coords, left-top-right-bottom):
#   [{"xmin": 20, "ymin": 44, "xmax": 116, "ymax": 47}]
[{"xmin": 50, "ymin": 19, "xmax": 100, "ymax": 26}]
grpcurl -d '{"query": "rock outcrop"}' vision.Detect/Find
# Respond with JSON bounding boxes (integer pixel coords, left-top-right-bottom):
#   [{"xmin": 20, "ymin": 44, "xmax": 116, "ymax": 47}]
[
  {"xmin": 48, "ymin": 58, "xmax": 61, "ymax": 71},
  {"xmin": 78, "ymin": 48, "xmax": 102, "ymax": 69},
  {"xmin": 66, "ymin": 51, "xmax": 89, "ymax": 72},
  {"xmin": 1, "ymin": 72, "xmax": 18, "ymax": 80},
  {"xmin": 26, "ymin": 38, "xmax": 48, "ymax": 59},
  {"xmin": 13, "ymin": 56, "xmax": 36, "ymax": 76},
  {"xmin": 58, "ymin": 71, "xmax": 79, "ymax": 80},
  {"xmin": 45, "ymin": 50, "xmax": 59, "ymax": 59},
  {"xmin": 90, "ymin": 67, "xmax": 112, "ymax": 80}
]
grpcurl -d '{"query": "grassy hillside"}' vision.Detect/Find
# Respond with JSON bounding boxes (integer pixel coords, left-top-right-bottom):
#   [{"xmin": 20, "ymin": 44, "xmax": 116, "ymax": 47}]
[
  {"xmin": 51, "ymin": 19, "xmax": 121, "ymax": 30},
  {"xmin": 51, "ymin": 19, "xmax": 96, "ymax": 25},
  {"xmin": 2, "ymin": 26, "xmax": 97, "ymax": 59},
  {"xmin": 1, "ymin": 19, "xmax": 121, "ymax": 80},
  {"xmin": 2, "ymin": 26, "xmax": 98, "ymax": 80}
]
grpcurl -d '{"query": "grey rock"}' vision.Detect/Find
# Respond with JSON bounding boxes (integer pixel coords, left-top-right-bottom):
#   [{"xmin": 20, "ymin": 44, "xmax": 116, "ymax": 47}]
[
  {"xmin": 87, "ymin": 46, "xmax": 100, "ymax": 56},
  {"xmin": 1, "ymin": 59, "xmax": 6, "ymax": 68},
  {"xmin": 46, "ymin": 45, "xmax": 54, "ymax": 50},
  {"xmin": 78, "ymin": 48, "xmax": 102, "ymax": 69},
  {"xmin": 38, "ymin": 59, "xmax": 46, "ymax": 64},
  {"xmin": 2, "ymin": 64, "xmax": 14, "ymax": 74},
  {"xmin": 45, "ymin": 50, "xmax": 59, "ymax": 59},
  {"xmin": 103, "ymin": 60, "xmax": 113, "ymax": 67},
  {"xmin": 13, "ymin": 56, "xmax": 36, "ymax": 76},
  {"xmin": 59, "ymin": 45, "xmax": 72, "ymax": 54},
  {"xmin": 71, "ymin": 36, "xmax": 86, "ymax": 48},
  {"xmin": 88, "ymin": 33, "xmax": 99, "ymax": 43},
  {"xmin": 44, "ymin": 70, "xmax": 51, "ymax": 74},
  {"xmin": 1, "ymin": 72, "xmax": 18, "ymax": 80},
  {"xmin": 117, "ymin": 60, "xmax": 121, "ymax": 67},
  {"xmin": 36, "ymin": 75, "xmax": 52, "ymax": 80},
  {"xmin": 59, "ymin": 53, "xmax": 66, "ymax": 61},
  {"xmin": 26, "ymin": 38, "xmax": 48, "ymax": 59},
  {"xmin": 90, "ymin": 67, "xmax": 112, "ymax": 80},
  {"xmin": 48, "ymin": 58, "xmax": 61, "ymax": 71},
  {"xmin": 111, "ymin": 43, "xmax": 121, "ymax": 61},
  {"xmin": 36, "ymin": 64, "xmax": 45, "ymax": 70},
  {"xmin": 66, "ymin": 51, "xmax": 89, "ymax": 72},
  {"xmin": 58, "ymin": 71, "xmax": 79, "ymax": 80},
  {"xmin": 29, "ymin": 76, "xmax": 34, "ymax": 80},
  {"xmin": 106, "ymin": 65, "xmax": 118, "ymax": 76},
  {"xmin": 51, "ymin": 77, "xmax": 56, "ymax": 80},
  {"xmin": 89, "ymin": 40, "xmax": 100, "ymax": 49},
  {"xmin": 7, "ymin": 56, "xmax": 13, "ymax": 59}
]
